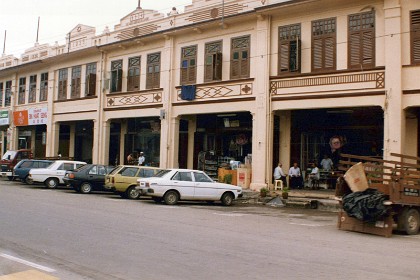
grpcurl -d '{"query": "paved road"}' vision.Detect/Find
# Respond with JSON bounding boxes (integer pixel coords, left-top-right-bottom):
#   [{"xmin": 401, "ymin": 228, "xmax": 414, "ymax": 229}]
[{"xmin": 1, "ymin": 179, "xmax": 420, "ymax": 280}]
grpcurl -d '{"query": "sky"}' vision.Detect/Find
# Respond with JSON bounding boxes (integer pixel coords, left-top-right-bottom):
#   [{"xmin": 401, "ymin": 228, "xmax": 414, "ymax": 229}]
[{"xmin": 0, "ymin": 0, "xmax": 192, "ymax": 57}]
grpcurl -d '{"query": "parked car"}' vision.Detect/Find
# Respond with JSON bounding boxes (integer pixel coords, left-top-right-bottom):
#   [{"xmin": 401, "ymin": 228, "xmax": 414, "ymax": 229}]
[
  {"xmin": 104, "ymin": 165, "xmax": 164, "ymax": 199},
  {"xmin": 28, "ymin": 160, "xmax": 87, "ymax": 188},
  {"xmin": 63, "ymin": 164, "xmax": 115, "ymax": 194},
  {"xmin": 0, "ymin": 149, "xmax": 33, "ymax": 180},
  {"xmin": 13, "ymin": 159, "xmax": 54, "ymax": 184},
  {"xmin": 136, "ymin": 169, "xmax": 243, "ymax": 206}
]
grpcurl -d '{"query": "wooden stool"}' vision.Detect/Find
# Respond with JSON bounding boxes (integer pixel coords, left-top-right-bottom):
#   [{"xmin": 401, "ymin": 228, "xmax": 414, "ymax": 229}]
[{"xmin": 274, "ymin": 180, "xmax": 283, "ymax": 191}]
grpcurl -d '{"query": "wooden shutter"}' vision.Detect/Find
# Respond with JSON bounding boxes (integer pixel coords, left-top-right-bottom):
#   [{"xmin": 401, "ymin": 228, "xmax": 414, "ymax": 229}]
[
  {"xmin": 181, "ymin": 61, "xmax": 188, "ymax": 85},
  {"xmin": 231, "ymin": 51, "xmax": 240, "ymax": 79},
  {"xmin": 117, "ymin": 69, "xmax": 122, "ymax": 92},
  {"xmin": 279, "ymin": 41, "xmax": 290, "ymax": 73},
  {"xmin": 188, "ymin": 64, "xmax": 196, "ymax": 84},
  {"xmin": 214, "ymin": 52, "xmax": 222, "ymax": 80},
  {"xmin": 312, "ymin": 38, "xmax": 323, "ymax": 70},
  {"xmin": 240, "ymin": 51, "xmax": 249, "ymax": 78},
  {"xmin": 349, "ymin": 33, "xmax": 361, "ymax": 68},
  {"xmin": 362, "ymin": 30, "xmax": 374, "ymax": 66},
  {"xmin": 324, "ymin": 37, "xmax": 335, "ymax": 69},
  {"xmin": 411, "ymin": 10, "xmax": 420, "ymax": 64},
  {"xmin": 204, "ymin": 55, "xmax": 213, "ymax": 82},
  {"xmin": 87, "ymin": 73, "xmax": 96, "ymax": 96}
]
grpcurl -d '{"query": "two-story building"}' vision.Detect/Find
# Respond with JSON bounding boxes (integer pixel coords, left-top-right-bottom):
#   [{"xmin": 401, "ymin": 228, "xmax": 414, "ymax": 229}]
[{"xmin": 0, "ymin": 0, "xmax": 419, "ymax": 190}]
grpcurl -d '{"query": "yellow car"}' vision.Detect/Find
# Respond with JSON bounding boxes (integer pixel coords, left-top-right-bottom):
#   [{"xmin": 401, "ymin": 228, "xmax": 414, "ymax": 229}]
[{"xmin": 104, "ymin": 165, "xmax": 164, "ymax": 199}]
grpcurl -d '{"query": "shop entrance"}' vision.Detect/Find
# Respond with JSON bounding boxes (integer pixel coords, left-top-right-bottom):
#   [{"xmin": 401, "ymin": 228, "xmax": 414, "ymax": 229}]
[{"xmin": 274, "ymin": 107, "xmax": 384, "ymax": 174}]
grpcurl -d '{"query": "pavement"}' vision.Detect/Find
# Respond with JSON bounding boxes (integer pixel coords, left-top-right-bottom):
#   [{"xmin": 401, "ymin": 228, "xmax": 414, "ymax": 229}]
[{"xmin": 239, "ymin": 188, "xmax": 340, "ymax": 212}]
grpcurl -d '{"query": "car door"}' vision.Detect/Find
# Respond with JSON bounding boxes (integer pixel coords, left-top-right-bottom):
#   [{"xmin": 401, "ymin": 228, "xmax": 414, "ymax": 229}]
[
  {"xmin": 86, "ymin": 165, "xmax": 102, "ymax": 188},
  {"xmin": 171, "ymin": 171, "xmax": 195, "ymax": 199},
  {"xmin": 193, "ymin": 171, "xmax": 219, "ymax": 200}
]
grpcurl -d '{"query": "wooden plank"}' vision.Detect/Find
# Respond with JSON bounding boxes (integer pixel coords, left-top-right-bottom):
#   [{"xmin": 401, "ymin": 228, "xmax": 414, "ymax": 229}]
[
  {"xmin": 337, "ymin": 211, "xmax": 393, "ymax": 237},
  {"xmin": 391, "ymin": 152, "xmax": 420, "ymax": 161}
]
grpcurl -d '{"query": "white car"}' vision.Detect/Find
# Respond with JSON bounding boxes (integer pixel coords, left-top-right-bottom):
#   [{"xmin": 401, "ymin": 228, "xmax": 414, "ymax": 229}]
[
  {"xmin": 136, "ymin": 169, "xmax": 243, "ymax": 206},
  {"xmin": 28, "ymin": 160, "xmax": 86, "ymax": 188}
]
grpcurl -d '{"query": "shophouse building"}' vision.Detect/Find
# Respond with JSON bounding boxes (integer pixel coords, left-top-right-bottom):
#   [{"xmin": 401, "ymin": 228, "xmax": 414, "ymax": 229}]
[{"xmin": 0, "ymin": 0, "xmax": 419, "ymax": 190}]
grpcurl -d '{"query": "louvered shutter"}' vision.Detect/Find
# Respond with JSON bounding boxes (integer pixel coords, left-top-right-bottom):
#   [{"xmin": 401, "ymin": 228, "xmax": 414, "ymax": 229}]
[
  {"xmin": 312, "ymin": 38, "xmax": 323, "ymax": 70},
  {"xmin": 324, "ymin": 37, "xmax": 335, "ymax": 69},
  {"xmin": 181, "ymin": 63, "xmax": 188, "ymax": 85},
  {"xmin": 279, "ymin": 41, "xmax": 290, "ymax": 73},
  {"xmin": 214, "ymin": 53, "xmax": 222, "ymax": 80},
  {"xmin": 117, "ymin": 69, "xmax": 122, "ymax": 92},
  {"xmin": 87, "ymin": 73, "xmax": 96, "ymax": 96},
  {"xmin": 240, "ymin": 51, "xmax": 249, "ymax": 78},
  {"xmin": 412, "ymin": 10, "xmax": 420, "ymax": 64},
  {"xmin": 349, "ymin": 33, "xmax": 361, "ymax": 68},
  {"xmin": 362, "ymin": 30, "xmax": 374, "ymax": 66},
  {"xmin": 231, "ymin": 51, "xmax": 240, "ymax": 79},
  {"xmin": 188, "ymin": 65, "xmax": 196, "ymax": 84},
  {"xmin": 204, "ymin": 55, "xmax": 213, "ymax": 82}
]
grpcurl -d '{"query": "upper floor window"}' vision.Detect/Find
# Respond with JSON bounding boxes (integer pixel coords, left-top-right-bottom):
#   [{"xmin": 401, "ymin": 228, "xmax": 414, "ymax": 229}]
[
  {"xmin": 348, "ymin": 11, "xmax": 375, "ymax": 69},
  {"xmin": 205, "ymin": 41, "xmax": 222, "ymax": 82},
  {"xmin": 0, "ymin": 82, "xmax": 3, "ymax": 107},
  {"xmin": 411, "ymin": 10, "xmax": 420, "ymax": 64},
  {"xmin": 58, "ymin": 68, "xmax": 68, "ymax": 100},
  {"xmin": 85, "ymin": 63, "xmax": 96, "ymax": 96},
  {"xmin": 40, "ymin": 72, "xmax": 48, "ymax": 101},
  {"xmin": 71, "ymin": 66, "xmax": 81, "ymax": 98},
  {"xmin": 278, "ymin": 24, "xmax": 301, "ymax": 74},
  {"xmin": 18, "ymin": 77, "xmax": 26, "ymax": 105},
  {"xmin": 127, "ymin": 57, "xmax": 140, "ymax": 91},
  {"xmin": 312, "ymin": 18, "xmax": 336, "ymax": 72},
  {"xmin": 146, "ymin": 52, "xmax": 160, "ymax": 89},
  {"xmin": 29, "ymin": 75, "xmax": 37, "ymax": 103},
  {"xmin": 181, "ymin": 45, "xmax": 197, "ymax": 85},
  {"xmin": 231, "ymin": 35, "xmax": 250, "ymax": 79},
  {"xmin": 111, "ymin": 60, "xmax": 123, "ymax": 93},
  {"xmin": 5, "ymin": 81, "xmax": 12, "ymax": 106}
]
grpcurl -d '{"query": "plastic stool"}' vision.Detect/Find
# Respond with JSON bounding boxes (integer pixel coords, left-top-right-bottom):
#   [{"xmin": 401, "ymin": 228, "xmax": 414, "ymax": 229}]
[{"xmin": 274, "ymin": 180, "xmax": 283, "ymax": 191}]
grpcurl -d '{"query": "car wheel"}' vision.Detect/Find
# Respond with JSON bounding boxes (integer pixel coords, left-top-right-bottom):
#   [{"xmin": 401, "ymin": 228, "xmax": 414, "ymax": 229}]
[
  {"xmin": 221, "ymin": 192, "xmax": 234, "ymax": 206},
  {"xmin": 402, "ymin": 208, "xmax": 420, "ymax": 235},
  {"xmin": 152, "ymin": 197, "xmax": 163, "ymax": 203},
  {"xmin": 80, "ymin": 182, "xmax": 92, "ymax": 194},
  {"xmin": 44, "ymin": 178, "xmax": 59, "ymax": 189},
  {"xmin": 126, "ymin": 186, "xmax": 140, "ymax": 199},
  {"xmin": 164, "ymin": 190, "xmax": 179, "ymax": 205},
  {"xmin": 24, "ymin": 175, "xmax": 33, "ymax": 185}
]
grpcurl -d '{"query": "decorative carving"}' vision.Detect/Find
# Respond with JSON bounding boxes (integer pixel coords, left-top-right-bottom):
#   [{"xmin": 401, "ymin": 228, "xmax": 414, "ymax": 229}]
[
  {"xmin": 177, "ymin": 83, "xmax": 252, "ymax": 101},
  {"xmin": 117, "ymin": 24, "xmax": 159, "ymax": 40},
  {"xmin": 270, "ymin": 71, "xmax": 386, "ymax": 95},
  {"xmin": 186, "ymin": 4, "xmax": 244, "ymax": 23},
  {"xmin": 107, "ymin": 91, "xmax": 162, "ymax": 107}
]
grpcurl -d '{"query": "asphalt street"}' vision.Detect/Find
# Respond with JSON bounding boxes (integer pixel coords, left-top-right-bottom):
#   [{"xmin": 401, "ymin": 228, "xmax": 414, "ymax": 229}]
[{"xmin": 1, "ymin": 179, "xmax": 420, "ymax": 280}]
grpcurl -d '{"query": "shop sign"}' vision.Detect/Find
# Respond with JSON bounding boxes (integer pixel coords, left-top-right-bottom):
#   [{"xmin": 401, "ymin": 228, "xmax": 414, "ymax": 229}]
[
  {"xmin": 0, "ymin": 110, "xmax": 10, "ymax": 126},
  {"xmin": 13, "ymin": 107, "xmax": 48, "ymax": 126}
]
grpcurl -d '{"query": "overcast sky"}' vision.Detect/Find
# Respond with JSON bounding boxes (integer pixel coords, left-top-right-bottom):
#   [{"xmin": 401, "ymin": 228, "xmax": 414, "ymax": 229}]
[{"xmin": 1, "ymin": 0, "xmax": 192, "ymax": 57}]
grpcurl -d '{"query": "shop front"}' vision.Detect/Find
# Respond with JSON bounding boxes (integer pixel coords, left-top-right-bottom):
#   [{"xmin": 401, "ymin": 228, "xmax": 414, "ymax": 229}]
[
  {"xmin": 179, "ymin": 112, "xmax": 253, "ymax": 186},
  {"xmin": 0, "ymin": 110, "xmax": 10, "ymax": 155},
  {"xmin": 123, "ymin": 117, "xmax": 161, "ymax": 167},
  {"xmin": 12, "ymin": 107, "xmax": 47, "ymax": 158},
  {"xmin": 274, "ymin": 107, "xmax": 384, "ymax": 188}
]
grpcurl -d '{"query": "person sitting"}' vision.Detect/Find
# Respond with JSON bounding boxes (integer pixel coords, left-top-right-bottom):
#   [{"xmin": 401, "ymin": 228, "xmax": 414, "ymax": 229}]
[
  {"xmin": 320, "ymin": 154, "xmax": 333, "ymax": 171},
  {"xmin": 273, "ymin": 162, "xmax": 287, "ymax": 188},
  {"xmin": 288, "ymin": 162, "xmax": 302, "ymax": 189},
  {"xmin": 308, "ymin": 162, "xmax": 320, "ymax": 189}
]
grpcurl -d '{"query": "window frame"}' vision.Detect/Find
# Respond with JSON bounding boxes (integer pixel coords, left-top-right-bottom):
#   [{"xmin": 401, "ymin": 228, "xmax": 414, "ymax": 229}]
[
  {"xmin": 5, "ymin": 81, "xmax": 12, "ymax": 106},
  {"xmin": 278, "ymin": 24, "xmax": 301, "ymax": 75},
  {"xmin": 18, "ymin": 77, "xmax": 26, "ymax": 105},
  {"xmin": 71, "ymin": 65, "xmax": 82, "ymax": 99},
  {"xmin": 348, "ymin": 11, "xmax": 375, "ymax": 69},
  {"xmin": 311, "ymin": 17, "xmax": 336, "ymax": 72},
  {"xmin": 110, "ymin": 60, "xmax": 123, "ymax": 93},
  {"xmin": 28, "ymin": 74, "xmax": 37, "ymax": 103},
  {"xmin": 85, "ymin": 63, "xmax": 97, "ymax": 97},
  {"xmin": 40, "ymin": 72, "xmax": 48, "ymax": 102},
  {"xmin": 230, "ymin": 35, "xmax": 250, "ymax": 79},
  {"xmin": 146, "ymin": 52, "xmax": 161, "ymax": 90},
  {"xmin": 58, "ymin": 68, "xmax": 68, "ymax": 100},
  {"xmin": 127, "ymin": 56, "xmax": 141, "ymax": 91},
  {"xmin": 204, "ymin": 41, "xmax": 223, "ymax": 82},
  {"xmin": 180, "ymin": 45, "xmax": 198, "ymax": 85},
  {"xmin": 411, "ymin": 9, "xmax": 420, "ymax": 65}
]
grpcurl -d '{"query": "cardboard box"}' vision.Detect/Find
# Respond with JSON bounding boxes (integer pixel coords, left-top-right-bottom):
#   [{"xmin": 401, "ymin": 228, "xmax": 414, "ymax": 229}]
[{"xmin": 237, "ymin": 168, "xmax": 251, "ymax": 189}]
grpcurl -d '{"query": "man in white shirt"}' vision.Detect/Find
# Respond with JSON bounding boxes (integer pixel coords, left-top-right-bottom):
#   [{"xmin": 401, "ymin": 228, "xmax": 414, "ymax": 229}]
[
  {"xmin": 288, "ymin": 162, "xmax": 302, "ymax": 189},
  {"xmin": 138, "ymin": 152, "xmax": 145, "ymax": 166},
  {"xmin": 308, "ymin": 163, "xmax": 320, "ymax": 189},
  {"xmin": 320, "ymin": 154, "xmax": 333, "ymax": 171},
  {"xmin": 273, "ymin": 162, "xmax": 287, "ymax": 187}
]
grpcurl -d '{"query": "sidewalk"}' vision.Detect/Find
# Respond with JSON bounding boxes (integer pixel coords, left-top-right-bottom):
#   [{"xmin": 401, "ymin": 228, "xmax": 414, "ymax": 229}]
[{"xmin": 239, "ymin": 188, "xmax": 340, "ymax": 212}]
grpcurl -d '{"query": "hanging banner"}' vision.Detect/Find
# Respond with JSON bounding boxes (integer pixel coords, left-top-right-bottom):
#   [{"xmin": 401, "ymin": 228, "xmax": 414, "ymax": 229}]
[
  {"xmin": 0, "ymin": 110, "xmax": 10, "ymax": 126},
  {"xmin": 13, "ymin": 107, "xmax": 48, "ymax": 126}
]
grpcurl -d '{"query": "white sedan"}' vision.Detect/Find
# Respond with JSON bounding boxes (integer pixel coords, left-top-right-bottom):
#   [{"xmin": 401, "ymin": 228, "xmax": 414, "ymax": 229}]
[
  {"xmin": 28, "ymin": 160, "xmax": 86, "ymax": 188},
  {"xmin": 136, "ymin": 169, "xmax": 243, "ymax": 206}
]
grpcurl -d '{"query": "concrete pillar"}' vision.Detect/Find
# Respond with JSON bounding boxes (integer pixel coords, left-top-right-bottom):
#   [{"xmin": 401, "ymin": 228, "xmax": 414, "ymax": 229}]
[
  {"xmin": 101, "ymin": 120, "xmax": 111, "ymax": 165},
  {"xmin": 187, "ymin": 116, "xmax": 197, "ymax": 169},
  {"xmin": 46, "ymin": 122, "xmax": 60, "ymax": 157},
  {"xmin": 30, "ymin": 127, "xmax": 36, "ymax": 151},
  {"xmin": 9, "ymin": 126, "xmax": 17, "ymax": 150},
  {"xmin": 120, "ymin": 120, "xmax": 128, "ymax": 164},
  {"xmin": 92, "ymin": 120, "xmax": 99, "ymax": 164},
  {"xmin": 69, "ymin": 124, "xmax": 76, "ymax": 158},
  {"xmin": 249, "ymin": 15, "xmax": 271, "ymax": 191},
  {"xmin": 279, "ymin": 111, "xmax": 292, "ymax": 171},
  {"xmin": 383, "ymin": 0, "xmax": 403, "ymax": 159},
  {"xmin": 167, "ymin": 116, "xmax": 180, "ymax": 168}
]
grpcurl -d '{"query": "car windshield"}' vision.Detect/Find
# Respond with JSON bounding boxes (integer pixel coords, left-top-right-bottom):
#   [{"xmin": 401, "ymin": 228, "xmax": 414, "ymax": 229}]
[
  {"xmin": 154, "ymin": 169, "xmax": 171, "ymax": 178},
  {"xmin": 109, "ymin": 166, "xmax": 122, "ymax": 175},
  {"xmin": 2, "ymin": 151, "xmax": 16, "ymax": 160}
]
